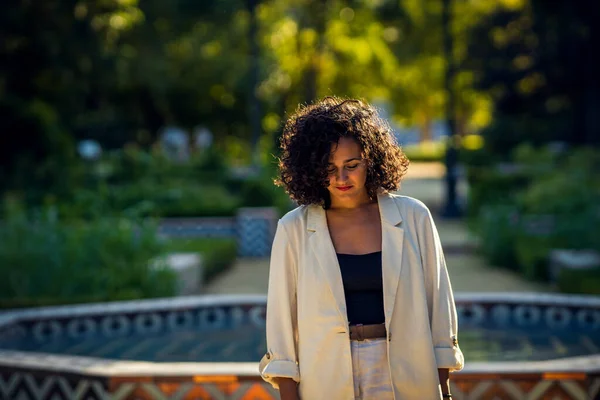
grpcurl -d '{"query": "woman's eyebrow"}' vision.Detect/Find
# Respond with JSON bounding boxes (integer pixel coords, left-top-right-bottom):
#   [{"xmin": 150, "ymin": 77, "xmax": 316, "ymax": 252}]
[{"xmin": 328, "ymin": 157, "xmax": 362, "ymax": 165}]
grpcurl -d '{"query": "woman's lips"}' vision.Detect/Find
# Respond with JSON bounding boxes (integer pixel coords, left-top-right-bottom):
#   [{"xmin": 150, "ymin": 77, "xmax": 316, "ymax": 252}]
[{"xmin": 336, "ymin": 186, "xmax": 353, "ymax": 191}]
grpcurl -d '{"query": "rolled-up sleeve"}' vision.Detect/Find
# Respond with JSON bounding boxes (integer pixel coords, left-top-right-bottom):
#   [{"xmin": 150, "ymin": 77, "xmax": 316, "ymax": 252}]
[
  {"xmin": 258, "ymin": 220, "xmax": 300, "ymax": 388},
  {"xmin": 419, "ymin": 207, "xmax": 464, "ymax": 372}
]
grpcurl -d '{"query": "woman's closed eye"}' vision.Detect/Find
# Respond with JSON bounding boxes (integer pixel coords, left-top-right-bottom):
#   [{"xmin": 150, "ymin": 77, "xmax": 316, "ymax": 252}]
[{"xmin": 327, "ymin": 163, "xmax": 360, "ymax": 174}]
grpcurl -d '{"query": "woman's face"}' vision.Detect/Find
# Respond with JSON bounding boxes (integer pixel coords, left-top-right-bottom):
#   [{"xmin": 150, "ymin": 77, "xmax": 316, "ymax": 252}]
[{"xmin": 326, "ymin": 137, "xmax": 369, "ymax": 203}]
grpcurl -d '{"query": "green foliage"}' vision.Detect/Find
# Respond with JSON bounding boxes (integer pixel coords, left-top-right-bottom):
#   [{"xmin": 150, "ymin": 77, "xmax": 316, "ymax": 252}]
[
  {"xmin": 112, "ymin": 181, "xmax": 240, "ymax": 218},
  {"xmin": 164, "ymin": 237, "xmax": 238, "ymax": 283},
  {"xmin": 46, "ymin": 145, "xmax": 296, "ymax": 220},
  {"xmin": 46, "ymin": 146, "xmax": 298, "ymax": 220},
  {"xmin": 465, "ymin": 166, "xmax": 531, "ymax": 220},
  {"xmin": 513, "ymin": 230, "xmax": 555, "ymax": 280},
  {"xmin": 403, "ymin": 141, "xmax": 446, "ymax": 162},
  {"xmin": 557, "ymin": 267, "xmax": 600, "ymax": 295},
  {"xmin": 3, "ymin": 0, "xmax": 599, "ymax": 205},
  {"xmin": 458, "ymin": 147, "xmax": 496, "ymax": 167},
  {"xmin": 0, "ymin": 212, "xmax": 177, "ymax": 309},
  {"xmin": 470, "ymin": 145, "xmax": 600, "ymax": 287},
  {"xmin": 235, "ymin": 173, "xmax": 293, "ymax": 216},
  {"xmin": 478, "ymin": 115, "xmax": 567, "ymax": 158},
  {"xmin": 475, "ymin": 205, "xmax": 520, "ymax": 269}
]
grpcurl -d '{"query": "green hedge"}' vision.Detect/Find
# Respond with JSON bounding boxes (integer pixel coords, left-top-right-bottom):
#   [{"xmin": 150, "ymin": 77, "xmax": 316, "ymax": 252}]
[
  {"xmin": 4, "ymin": 147, "xmax": 294, "ymax": 221},
  {"xmin": 475, "ymin": 205, "xmax": 520, "ymax": 269},
  {"xmin": 0, "ymin": 213, "xmax": 177, "ymax": 309},
  {"xmin": 470, "ymin": 145, "xmax": 600, "ymax": 292},
  {"xmin": 44, "ymin": 148, "xmax": 294, "ymax": 220},
  {"xmin": 558, "ymin": 267, "xmax": 600, "ymax": 295},
  {"xmin": 465, "ymin": 166, "xmax": 532, "ymax": 221},
  {"xmin": 164, "ymin": 237, "xmax": 237, "ymax": 283}
]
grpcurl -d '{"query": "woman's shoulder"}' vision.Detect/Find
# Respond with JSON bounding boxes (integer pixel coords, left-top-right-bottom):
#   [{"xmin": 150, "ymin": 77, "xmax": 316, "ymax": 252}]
[
  {"xmin": 278, "ymin": 204, "xmax": 312, "ymax": 229},
  {"xmin": 385, "ymin": 192, "xmax": 431, "ymax": 217}
]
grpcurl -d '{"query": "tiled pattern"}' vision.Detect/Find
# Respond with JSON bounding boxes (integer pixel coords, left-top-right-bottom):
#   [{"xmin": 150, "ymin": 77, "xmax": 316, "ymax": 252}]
[
  {"xmin": 456, "ymin": 302, "xmax": 600, "ymax": 331},
  {"xmin": 236, "ymin": 208, "xmax": 277, "ymax": 257},
  {"xmin": 22, "ymin": 305, "xmax": 265, "ymax": 341},
  {"xmin": 449, "ymin": 376, "xmax": 600, "ymax": 400},
  {"xmin": 0, "ymin": 370, "xmax": 280, "ymax": 400},
  {"xmin": 0, "ymin": 371, "xmax": 108, "ymax": 400},
  {"xmin": 0, "ymin": 370, "xmax": 598, "ymax": 400},
  {"xmin": 1, "ymin": 305, "xmax": 266, "ymax": 362},
  {"xmin": 0, "ymin": 297, "xmax": 598, "ymax": 363}
]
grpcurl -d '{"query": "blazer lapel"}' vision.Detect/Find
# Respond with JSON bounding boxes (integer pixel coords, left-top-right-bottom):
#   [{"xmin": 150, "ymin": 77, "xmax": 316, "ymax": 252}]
[
  {"xmin": 307, "ymin": 205, "xmax": 349, "ymax": 326},
  {"xmin": 378, "ymin": 192, "xmax": 404, "ymax": 331}
]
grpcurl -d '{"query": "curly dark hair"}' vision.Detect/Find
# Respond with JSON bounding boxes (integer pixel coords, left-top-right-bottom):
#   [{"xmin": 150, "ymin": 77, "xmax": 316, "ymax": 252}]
[{"xmin": 276, "ymin": 96, "xmax": 409, "ymax": 207}]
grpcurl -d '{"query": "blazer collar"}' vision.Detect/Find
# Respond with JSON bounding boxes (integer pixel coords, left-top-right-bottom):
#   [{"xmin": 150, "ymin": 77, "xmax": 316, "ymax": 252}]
[
  {"xmin": 306, "ymin": 191, "xmax": 402, "ymax": 231},
  {"xmin": 305, "ymin": 191, "xmax": 404, "ymax": 330},
  {"xmin": 377, "ymin": 191, "xmax": 403, "ymax": 226}
]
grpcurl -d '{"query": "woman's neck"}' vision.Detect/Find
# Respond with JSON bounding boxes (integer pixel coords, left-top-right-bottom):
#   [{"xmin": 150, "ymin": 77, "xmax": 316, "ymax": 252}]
[{"xmin": 328, "ymin": 193, "xmax": 375, "ymax": 211}]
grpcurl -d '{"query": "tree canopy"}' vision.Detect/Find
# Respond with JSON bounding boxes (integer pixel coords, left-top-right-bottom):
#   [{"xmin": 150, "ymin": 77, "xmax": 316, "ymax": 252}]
[{"xmin": 1, "ymin": 0, "xmax": 598, "ymax": 198}]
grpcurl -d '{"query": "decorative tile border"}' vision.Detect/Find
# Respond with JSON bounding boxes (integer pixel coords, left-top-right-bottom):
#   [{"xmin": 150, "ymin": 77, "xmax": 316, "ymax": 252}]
[
  {"xmin": 456, "ymin": 302, "xmax": 600, "ymax": 330},
  {"xmin": 449, "ymin": 374, "xmax": 600, "ymax": 400},
  {"xmin": 1, "ymin": 294, "xmax": 597, "ymax": 348},
  {"xmin": 0, "ymin": 364, "xmax": 598, "ymax": 400}
]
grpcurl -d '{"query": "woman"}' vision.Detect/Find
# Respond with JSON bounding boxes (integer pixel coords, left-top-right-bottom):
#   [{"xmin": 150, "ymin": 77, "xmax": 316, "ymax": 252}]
[{"xmin": 259, "ymin": 97, "xmax": 464, "ymax": 400}]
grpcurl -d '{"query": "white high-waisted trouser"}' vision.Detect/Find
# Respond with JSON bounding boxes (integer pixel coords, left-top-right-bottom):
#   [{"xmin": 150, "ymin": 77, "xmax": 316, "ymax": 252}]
[{"xmin": 350, "ymin": 338, "xmax": 394, "ymax": 400}]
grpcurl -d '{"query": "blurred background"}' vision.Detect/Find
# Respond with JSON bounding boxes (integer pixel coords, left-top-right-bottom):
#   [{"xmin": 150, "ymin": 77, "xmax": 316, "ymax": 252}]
[{"xmin": 1, "ymin": 0, "xmax": 599, "ymax": 309}]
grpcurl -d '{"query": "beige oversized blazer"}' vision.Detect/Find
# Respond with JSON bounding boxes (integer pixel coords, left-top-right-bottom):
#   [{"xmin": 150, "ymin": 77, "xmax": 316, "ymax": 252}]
[{"xmin": 258, "ymin": 192, "xmax": 464, "ymax": 399}]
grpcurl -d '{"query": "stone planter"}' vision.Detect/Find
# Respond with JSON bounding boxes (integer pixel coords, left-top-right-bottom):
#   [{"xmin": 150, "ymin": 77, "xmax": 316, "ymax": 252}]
[
  {"xmin": 150, "ymin": 253, "xmax": 203, "ymax": 295},
  {"xmin": 549, "ymin": 249, "xmax": 600, "ymax": 284}
]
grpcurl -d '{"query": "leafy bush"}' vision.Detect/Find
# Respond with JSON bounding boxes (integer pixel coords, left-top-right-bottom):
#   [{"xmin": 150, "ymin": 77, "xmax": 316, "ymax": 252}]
[
  {"xmin": 0, "ymin": 212, "xmax": 176, "ymax": 309},
  {"xmin": 164, "ymin": 237, "xmax": 237, "ymax": 283},
  {"xmin": 55, "ymin": 180, "xmax": 242, "ymax": 220},
  {"xmin": 51, "ymin": 148, "xmax": 297, "ymax": 220},
  {"xmin": 104, "ymin": 146, "xmax": 231, "ymax": 185},
  {"xmin": 470, "ymin": 145, "xmax": 600, "ymax": 286},
  {"xmin": 403, "ymin": 141, "xmax": 446, "ymax": 162},
  {"xmin": 513, "ymin": 163, "xmax": 600, "ymax": 280},
  {"xmin": 475, "ymin": 205, "xmax": 520, "ymax": 269},
  {"xmin": 479, "ymin": 115, "xmax": 567, "ymax": 157},
  {"xmin": 465, "ymin": 166, "xmax": 531, "ymax": 220},
  {"xmin": 513, "ymin": 225, "xmax": 556, "ymax": 280},
  {"xmin": 112, "ymin": 181, "xmax": 241, "ymax": 218},
  {"xmin": 557, "ymin": 267, "xmax": 600, "ymax": 295},
  {"xmin": 236, "ymin": 175, "xmax": 293, "ymax": 216}
]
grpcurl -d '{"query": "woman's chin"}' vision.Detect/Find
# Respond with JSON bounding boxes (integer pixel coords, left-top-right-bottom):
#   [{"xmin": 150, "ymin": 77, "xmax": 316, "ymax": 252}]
[{"xmin": 330, "ymin": 188, "xmax": 366, "ymax": 202}]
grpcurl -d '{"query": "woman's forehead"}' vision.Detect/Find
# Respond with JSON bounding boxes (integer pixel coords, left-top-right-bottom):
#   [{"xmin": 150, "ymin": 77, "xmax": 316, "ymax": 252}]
[{"xmin": 329, "ymin": 137, "xmax": 362, "ymax": 161}]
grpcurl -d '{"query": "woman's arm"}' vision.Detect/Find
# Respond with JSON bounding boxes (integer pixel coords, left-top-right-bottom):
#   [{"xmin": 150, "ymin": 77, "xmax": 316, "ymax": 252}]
[
  {"xmin": 258, "ymin": 221, "xmax": 301, "ymax": 390},
  {"xmin": 418, "ymin": 206, "xmax": 464, "ymax": 374},
  {"xmin": 276, "ymin": 378, "xmax": 300, "ymax": 400},
  {"xmin": 438, "ymin": 368, "xmax": 450, "ymax": 396}
]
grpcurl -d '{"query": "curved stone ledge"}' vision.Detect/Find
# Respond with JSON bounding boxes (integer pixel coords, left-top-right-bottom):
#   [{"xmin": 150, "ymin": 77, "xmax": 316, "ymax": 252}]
[
  {"xmin": 3, "ymin": 293, "xmax": 599, "ymax": 322},
  {"xmin": 0, "ymin": 350, "xmax": 599, "ymax": 377},
  {"xmin": 0, "ymin": 293, "xmax": 599, "ymax": 399}
]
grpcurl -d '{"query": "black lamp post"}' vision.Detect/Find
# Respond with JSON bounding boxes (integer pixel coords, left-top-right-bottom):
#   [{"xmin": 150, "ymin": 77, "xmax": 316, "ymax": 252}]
[{"xmin": 441, "ymin": 0, "xmax": 462, "ymax": 218}]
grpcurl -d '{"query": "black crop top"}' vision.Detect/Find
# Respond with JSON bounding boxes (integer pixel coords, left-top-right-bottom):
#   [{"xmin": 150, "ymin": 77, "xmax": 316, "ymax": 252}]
[{"xmin": 336, "ymin": 251, "xmax": 385, "ymax": 325}]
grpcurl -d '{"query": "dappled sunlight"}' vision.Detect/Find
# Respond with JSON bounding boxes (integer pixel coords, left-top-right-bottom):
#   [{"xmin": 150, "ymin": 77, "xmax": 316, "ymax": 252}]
[{"xmin": 1, "ymin": 0, "xmax": 599, "ymax": 398}]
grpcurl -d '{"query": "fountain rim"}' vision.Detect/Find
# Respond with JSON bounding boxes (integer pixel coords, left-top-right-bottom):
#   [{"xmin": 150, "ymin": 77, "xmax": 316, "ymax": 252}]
[
  {"xmin": 1, "ymin": 292, "xmax": 599, "ymax": 320},
  {"xmin": 0, "ymin": 293, "xmax": 599, "ymax": 376}
]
